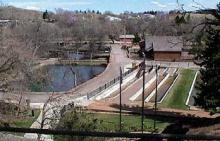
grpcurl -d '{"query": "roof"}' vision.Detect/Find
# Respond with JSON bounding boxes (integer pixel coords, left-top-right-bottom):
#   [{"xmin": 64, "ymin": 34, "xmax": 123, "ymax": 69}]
[
  {"xmin": 106, "ymin": 16, "xmax": 121, "ymax": 21},
  {"xmin": 119, "ymin": 35, "xmax": 135, "ymax": 39},
  {"xmin": 145, "ymin": 36, "xmax": 182, "ymax": 52}
]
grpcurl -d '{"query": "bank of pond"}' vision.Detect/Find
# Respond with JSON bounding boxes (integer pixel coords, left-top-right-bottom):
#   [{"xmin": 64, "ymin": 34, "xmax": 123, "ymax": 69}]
[{"xmin": 30, "ymin": 64, "xmax": 106, "ymax": 92}]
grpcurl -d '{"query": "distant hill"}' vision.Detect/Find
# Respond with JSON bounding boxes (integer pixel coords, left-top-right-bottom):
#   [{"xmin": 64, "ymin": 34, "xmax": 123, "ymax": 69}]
[{"xmin": 0, "ymin": 6, "xmax": 42, "ymax": 20}]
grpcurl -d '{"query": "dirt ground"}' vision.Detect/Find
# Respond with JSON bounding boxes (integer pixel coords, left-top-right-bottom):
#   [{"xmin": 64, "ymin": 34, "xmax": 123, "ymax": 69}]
[
  {"xmin": 187, "ymin": 124, "xmax": 220, "ymax": 136},
  {"xmin": 87, "ymin": 101, "xmax": 219, "ymax": 119}
]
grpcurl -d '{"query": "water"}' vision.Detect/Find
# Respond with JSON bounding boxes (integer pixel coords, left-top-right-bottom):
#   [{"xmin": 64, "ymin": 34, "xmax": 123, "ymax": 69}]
[{"xmin": 41, "ymin": 65, "xmax": 105, "ymax": 92}]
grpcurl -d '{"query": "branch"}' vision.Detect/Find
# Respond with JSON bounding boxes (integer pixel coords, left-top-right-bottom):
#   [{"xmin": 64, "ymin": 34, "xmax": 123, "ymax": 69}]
[{"xmin": 0, "ymin": 57, "xmax": 17, "ymax": 74}]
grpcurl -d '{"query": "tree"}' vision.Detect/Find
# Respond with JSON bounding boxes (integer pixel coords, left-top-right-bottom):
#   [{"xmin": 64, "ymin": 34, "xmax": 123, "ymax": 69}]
[
  {"xmin": 43, "ymin": 10, "xmax": 49, "ymax": 19},
  {"xmin": 36, "ymin": 93, "xmax": 61, "ymax": 140},
  {"xmin": 109, "ymin": 34, "xmax": 115, "ymax": 44},
  {"xmin": 133, "ymin": 33, "xmax": 141, "ymax": 44},
  {"xmin": 193, "ymin": 3, "xmax": 220, "ymax": 112},
  {"xmin": 55, "ymin": 107, "xmax": 103, "ymax": 141}
]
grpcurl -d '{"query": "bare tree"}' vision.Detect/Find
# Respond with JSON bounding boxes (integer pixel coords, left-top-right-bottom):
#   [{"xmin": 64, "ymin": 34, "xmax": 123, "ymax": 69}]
[{"xmin": 36, "ymin": 93, "xmax": 61, "ymax": 140}]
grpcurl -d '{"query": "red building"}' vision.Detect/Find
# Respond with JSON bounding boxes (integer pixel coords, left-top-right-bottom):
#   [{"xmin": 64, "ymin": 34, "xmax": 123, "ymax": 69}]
[{"xmin": 143, "ymin": 36, "xmax": 183, "ymax": 61}]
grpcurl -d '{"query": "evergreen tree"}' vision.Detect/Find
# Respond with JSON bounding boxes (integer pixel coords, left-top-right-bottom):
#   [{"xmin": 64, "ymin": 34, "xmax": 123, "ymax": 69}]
[
  {"xmin": 43, "ymin": 10, "xmax": 49, "ymax": 19},
  {"xmin": 133, "ymin": 33, "xmax": 141, "ymax": 44},
  {"xmin": 55, "ymin": 108, "xmax": 103, "ymax": 141},
  {"xmin": 194, "ymin": 3, "xmax": 220, "ymax": 112},
  {"xmin": 96, "ymin": 10, "xmax": 101, "ymax": 14}
]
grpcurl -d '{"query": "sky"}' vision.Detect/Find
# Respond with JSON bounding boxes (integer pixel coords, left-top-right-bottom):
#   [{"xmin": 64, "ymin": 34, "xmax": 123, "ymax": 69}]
[{"xmin": 1, "ymin": 0, "xmax": 220, "ymax": 14}]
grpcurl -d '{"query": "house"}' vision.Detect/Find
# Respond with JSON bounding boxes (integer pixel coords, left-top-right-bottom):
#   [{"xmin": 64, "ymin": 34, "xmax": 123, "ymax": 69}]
[
  {"xmin": 142, "ymin": 36, "xmax": 183, "ymax": 61},
  {"xmin": 0, "ymin": 20, "xmax": 17, "ymax": 27},
  {"xmin": 119, "ymin": 34, "xmax": 135, "ymax": 47},
  {"xmin": 106, "ymin": 16, "xmax": 122, "ymax": 21}
]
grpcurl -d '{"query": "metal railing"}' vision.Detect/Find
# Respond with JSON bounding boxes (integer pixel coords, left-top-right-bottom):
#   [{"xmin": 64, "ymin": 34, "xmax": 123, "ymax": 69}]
[
  {"xmin": 86, "ymin": 65, "xmax": 139, "ymax": 99},
  {"xmin": 1, "ymin": 127, "xmax": 220, "ymax": 140}
]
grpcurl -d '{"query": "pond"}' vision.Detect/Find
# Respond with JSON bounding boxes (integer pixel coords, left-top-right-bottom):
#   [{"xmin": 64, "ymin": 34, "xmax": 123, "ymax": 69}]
[{"xmin": 31, "ymin": 65, "xmax": 106, "ymax": 92}]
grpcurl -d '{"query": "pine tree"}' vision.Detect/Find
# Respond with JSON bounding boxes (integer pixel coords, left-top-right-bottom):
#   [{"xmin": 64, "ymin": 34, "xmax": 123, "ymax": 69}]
[
  {"xmin": 194, "ymin": 3, "xmax": 220, "ymax": 112},
  {"xmin": 43, "ymin": 10, "xmax": 49, "ymax": 19},
  {"xmin": 133, "ymin": 33, "xmax": 141, "ymax": 44},
  {"xmin": 194, "ymin": 27, "xmax": 220, "ymax": 112}
]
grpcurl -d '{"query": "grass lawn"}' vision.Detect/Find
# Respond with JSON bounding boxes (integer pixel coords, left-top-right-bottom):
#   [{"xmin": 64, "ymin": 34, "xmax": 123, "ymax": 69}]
[
  {"xmin": 55, "ymin": 113, "xmax": 172, "ymax": 141},
  {"xmin": 5, "ymin": 109, "xmax": 41, "ymax": 136},
  {"xmin": 160, "ymin": 69, "xmax": 196, "ymax": 110},
  {"xmin": 55, "ymin": 111, "xmax": 173, "ymax": 141},
  {"xmin": 92, "ymin": 113, "xmax": 171, "ymax": 133},
  {"xmin": 11, "ymin": 109, "xmax": 41, "ymax": 128}
]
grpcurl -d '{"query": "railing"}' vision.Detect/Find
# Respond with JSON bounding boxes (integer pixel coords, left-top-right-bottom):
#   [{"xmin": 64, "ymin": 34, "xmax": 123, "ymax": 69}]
[
  {"xmin": 86, "ymin": 65, "xmax": 139, "ymax": 99},
  {"xmin": 1, "ymin": 127, "xmax": 220, "ymax": 140},
  {"xmin": 58, "ymin": 59, "xmax": 108, "ymax": 65}
]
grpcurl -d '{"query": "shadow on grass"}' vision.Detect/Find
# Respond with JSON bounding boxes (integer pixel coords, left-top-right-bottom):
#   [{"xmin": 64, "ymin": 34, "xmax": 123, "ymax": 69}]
[{"xmin": 89, "ymin": 103, "xmax": 220, "ymax": 128}]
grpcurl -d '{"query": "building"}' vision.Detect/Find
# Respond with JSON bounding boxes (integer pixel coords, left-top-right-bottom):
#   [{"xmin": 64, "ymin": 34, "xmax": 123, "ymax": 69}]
[
  {"xmin": 119, "ymin": 34, "xmax": 135, "ymax": 47},
  {"xmin": 0, "ymin": 20, "xmax": 17, "ymax": 27},
  {"xmin": 143, "ymin": 36, "xmax": 183, "ymax": 61},
  {"xmin": 106, "ymin": 16, "xmax": 122, "ymax": 21}
]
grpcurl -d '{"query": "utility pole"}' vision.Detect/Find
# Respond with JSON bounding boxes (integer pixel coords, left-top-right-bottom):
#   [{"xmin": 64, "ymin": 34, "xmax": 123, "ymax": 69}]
[
  {"xmin": 154, "ymin": 65, "xmax": 159, "ymax": 131},
  {"xmin": 141, "ymin": 53, "xmax": 146, "ymax": 134},
  {"xmin": 119, "ymin": 67, "xmax": 123, "ymax": 131}
]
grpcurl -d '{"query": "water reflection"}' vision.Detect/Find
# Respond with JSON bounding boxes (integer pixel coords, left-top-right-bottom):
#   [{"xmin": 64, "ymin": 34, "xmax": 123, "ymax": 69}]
[{"xmin": 43, "ymin": 65, "xmax": 105, "ymax": 92}]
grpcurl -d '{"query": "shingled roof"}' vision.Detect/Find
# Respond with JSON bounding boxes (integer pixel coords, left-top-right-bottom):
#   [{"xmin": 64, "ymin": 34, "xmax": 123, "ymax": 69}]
[
  {"xmin": 145, "ymin": 36, "xmax": 183, "ymax": 52},
  {"xmin": 119, "ymin": 34, "xmax": 135, "ymax": 39}
]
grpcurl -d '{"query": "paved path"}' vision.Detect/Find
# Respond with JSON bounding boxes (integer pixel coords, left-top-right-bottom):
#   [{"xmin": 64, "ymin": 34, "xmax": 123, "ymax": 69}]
[
  {"xmin": 0, "ymin": 133, "xmax": 36, "ymax": 141},
  {"xmin": 69, "ymin": 44, "xmax": 132, "ymax": 96},
  {"xmin": 135, "ymin": 60, "xmax": 200, "ymax": 69}
]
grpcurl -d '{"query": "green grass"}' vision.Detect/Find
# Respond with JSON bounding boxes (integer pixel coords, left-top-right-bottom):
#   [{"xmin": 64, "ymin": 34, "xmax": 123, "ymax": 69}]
[
  {"xmin": 93, "ymin": 113, "xmax": 171, "ymax": 133},
  {"xmin": 1, "ymin": 109, "xmax": 41, "ymax": 136},
  {"xmin": 160, "ymin": 69, "xmax": 196, "ymax": 110},
  {"xmin": 11, "ymin": 109, "xmax": 41, "ymax": 128},
  {"xmin": 55, "ymin": 112, "xmax": 172, "ymax": 141}
]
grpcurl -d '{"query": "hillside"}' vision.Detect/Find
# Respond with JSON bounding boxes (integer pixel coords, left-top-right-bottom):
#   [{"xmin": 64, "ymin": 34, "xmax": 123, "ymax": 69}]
[{"xmin": 0, "ymin": 6, "xmax": 42, "ymax": 20}]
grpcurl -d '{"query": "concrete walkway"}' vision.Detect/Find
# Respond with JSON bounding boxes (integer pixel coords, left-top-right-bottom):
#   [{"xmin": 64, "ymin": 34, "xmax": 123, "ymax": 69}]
[
  {"xmin": 135, "ymin": 60, "xmax": 200, "ymax": 69},
  {"xmin": 0, "ymin": 133, "xmax": 36, "ymax": 141}
]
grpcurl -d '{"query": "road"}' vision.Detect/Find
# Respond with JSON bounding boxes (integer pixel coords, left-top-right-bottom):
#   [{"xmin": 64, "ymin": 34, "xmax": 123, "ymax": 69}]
[{"xmin": 69, "ymin": 44, "xmax": 132, "ymax": 95}]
